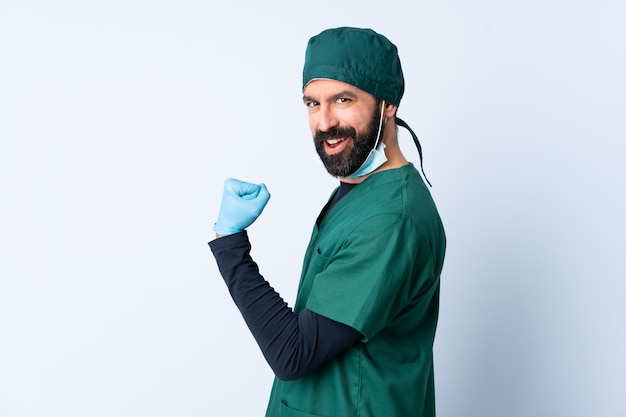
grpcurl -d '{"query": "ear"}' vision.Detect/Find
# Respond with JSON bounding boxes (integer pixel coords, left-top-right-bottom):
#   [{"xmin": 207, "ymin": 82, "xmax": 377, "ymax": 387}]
[{"xmin": 384, "ymin": 102, "xmax": 398, "ymax": 118}]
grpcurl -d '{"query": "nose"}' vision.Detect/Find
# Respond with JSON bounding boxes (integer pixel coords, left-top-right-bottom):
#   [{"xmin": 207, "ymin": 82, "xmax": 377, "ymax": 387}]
[{"xmin": 316, "ymin": 105, "xmax": 340, "ymax": 132}]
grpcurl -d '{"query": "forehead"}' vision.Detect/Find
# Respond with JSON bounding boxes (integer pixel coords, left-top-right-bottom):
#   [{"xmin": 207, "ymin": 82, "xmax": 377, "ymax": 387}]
[{"xmin": 303, "ymin": 79, "xmax": 372, "ymax": 99}]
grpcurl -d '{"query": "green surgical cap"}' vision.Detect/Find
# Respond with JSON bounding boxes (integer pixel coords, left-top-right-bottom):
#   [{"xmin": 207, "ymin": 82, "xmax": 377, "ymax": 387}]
[{"xmin": 302, "ymin": 27, "xmax": 405, "ymax": 106}]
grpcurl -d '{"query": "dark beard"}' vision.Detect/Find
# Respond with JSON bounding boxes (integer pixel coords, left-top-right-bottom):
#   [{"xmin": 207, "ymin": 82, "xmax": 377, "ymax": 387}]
[{"xmin": 314, "ymin": 106, "xmax": 383, "ymax": 177}]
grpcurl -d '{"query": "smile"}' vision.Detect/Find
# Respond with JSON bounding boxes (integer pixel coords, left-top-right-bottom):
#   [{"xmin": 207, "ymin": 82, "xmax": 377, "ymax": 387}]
[
  {"xmin": 324, "ymin": 136, "xmax": 351, "ymax": 155},
  {"xmin": 326, "ymin": 137, "xmax": 349, "ymax": 147}
]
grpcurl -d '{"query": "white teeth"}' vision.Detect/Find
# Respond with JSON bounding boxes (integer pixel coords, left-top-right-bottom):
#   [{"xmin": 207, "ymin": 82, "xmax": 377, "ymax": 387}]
[{"xmin": 326, "ymin": 138, "xmax": 346, "ymax": 145}]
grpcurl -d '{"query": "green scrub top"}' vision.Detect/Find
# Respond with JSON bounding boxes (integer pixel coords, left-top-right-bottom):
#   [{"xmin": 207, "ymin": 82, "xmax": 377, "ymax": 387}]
[{"xmin": 266, "ymin": 163, "xmax": 446, "ymax": 417}]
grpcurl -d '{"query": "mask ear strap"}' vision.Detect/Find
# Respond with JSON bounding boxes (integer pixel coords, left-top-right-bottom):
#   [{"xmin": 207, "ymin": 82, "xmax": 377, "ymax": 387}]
[
  {"xmin": 373, "ymin": 100, "xmax": 386, "ymax": 150},
  {"xmin": 396, "ymin": 117, "xmax": 432, "ymax": 187}
]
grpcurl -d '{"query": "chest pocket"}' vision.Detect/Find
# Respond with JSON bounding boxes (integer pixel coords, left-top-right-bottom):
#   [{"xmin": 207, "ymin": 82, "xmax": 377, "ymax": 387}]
[
  {"xmin": 309, "ymin": 245, "xmax": 333, "ymax": 277},
  {"xmin": 294, "ymin": 246, "xmax": 332, "ymax": 312}
]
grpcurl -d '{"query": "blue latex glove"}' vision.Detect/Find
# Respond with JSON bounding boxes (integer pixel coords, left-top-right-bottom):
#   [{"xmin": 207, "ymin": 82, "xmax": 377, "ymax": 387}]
[{"xmin": 213, "ymin": 178, "xmax": 271, "ymax": 236}]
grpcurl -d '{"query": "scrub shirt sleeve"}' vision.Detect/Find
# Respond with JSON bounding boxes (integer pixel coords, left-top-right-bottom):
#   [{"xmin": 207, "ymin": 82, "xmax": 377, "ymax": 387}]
[
  {"xmin": 209, "ymin": 231, "xmax": 363, "ymax": 380},
  {"xmin": 306, "ymin": 213, "xmax": 437, "ymax": 341}
]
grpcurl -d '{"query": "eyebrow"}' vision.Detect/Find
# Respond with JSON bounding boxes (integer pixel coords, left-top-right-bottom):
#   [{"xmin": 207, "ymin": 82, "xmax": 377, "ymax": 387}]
[{"xmin": 302, "ymin": 89, "xmax": 359, "ymax": 103}]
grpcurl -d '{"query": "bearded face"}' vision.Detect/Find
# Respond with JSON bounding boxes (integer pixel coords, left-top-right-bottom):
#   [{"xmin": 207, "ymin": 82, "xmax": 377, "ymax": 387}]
[{"xmin": 314, "ymin": 102, "xmax": 384, "ymax": 177}]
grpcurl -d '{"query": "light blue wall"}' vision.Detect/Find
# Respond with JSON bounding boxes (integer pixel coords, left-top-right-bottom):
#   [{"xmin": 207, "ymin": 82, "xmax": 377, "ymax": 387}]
[{"xmin": 1, "ymin": 1, "xmax": 624, "ymax": 416}]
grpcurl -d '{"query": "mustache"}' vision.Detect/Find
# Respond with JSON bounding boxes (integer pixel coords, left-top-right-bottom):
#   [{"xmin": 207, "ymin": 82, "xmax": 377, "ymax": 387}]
[{"xmin": 314, "ymin": 126, "xmax": 357, "ymax": 142}]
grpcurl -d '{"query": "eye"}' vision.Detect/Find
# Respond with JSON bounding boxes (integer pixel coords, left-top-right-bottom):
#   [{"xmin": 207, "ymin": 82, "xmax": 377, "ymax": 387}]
[
  {"xmin": 304, "ymin": 100, "xmax": 319, "ymax": 108},
  {"xmin": 337, "ymin": 97, "xmax": 351, "ymax": 104}
]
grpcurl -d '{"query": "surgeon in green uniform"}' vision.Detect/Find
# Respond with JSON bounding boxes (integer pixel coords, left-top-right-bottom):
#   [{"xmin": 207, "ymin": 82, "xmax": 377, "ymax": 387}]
[{"xmin": 209, "ymin": 27, "xmax": 446, "ymax": 417}]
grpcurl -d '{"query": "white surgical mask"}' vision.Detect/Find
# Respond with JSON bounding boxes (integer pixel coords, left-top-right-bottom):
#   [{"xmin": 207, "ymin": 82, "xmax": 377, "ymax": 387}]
[{"xmin": 344, "ymin": 141, "xmax": 387, "ymax": 179}]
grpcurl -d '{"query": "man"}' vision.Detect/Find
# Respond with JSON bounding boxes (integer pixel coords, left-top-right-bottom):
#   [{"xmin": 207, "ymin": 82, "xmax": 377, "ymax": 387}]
[{"xmin": 209, "ymin": 27, "xmax": 446, "ymax": 417}]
